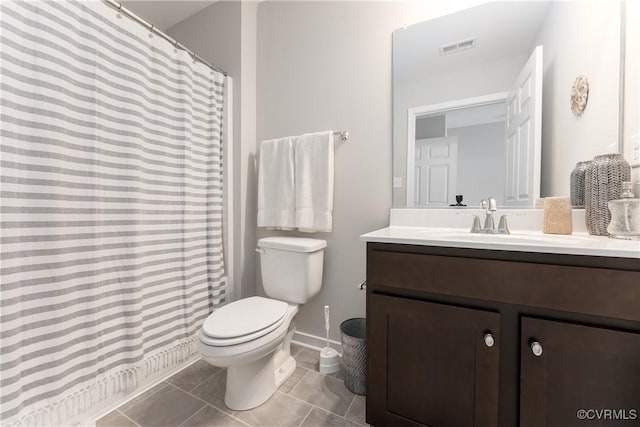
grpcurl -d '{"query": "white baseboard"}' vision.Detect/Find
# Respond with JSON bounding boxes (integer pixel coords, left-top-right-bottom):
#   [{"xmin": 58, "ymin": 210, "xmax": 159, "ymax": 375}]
[{"xmin": 292, "ymin": 330, "xmax": 342, "ymax": 354}]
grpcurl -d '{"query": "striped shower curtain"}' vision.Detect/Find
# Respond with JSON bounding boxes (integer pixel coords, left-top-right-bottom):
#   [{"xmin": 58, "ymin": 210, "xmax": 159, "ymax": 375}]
[{"xmin": 0, "ymin": 1, "xmax": 227, "ymax": 425}]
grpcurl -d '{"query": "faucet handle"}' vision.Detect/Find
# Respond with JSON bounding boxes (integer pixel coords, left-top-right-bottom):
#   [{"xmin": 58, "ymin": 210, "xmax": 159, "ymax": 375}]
[
  {"xmin": 480, "ymin": 199, "xmax": 488, "ymax": 209},
  {"xmin": 498, "ymin": 215, "xmax": 510, "ymax": 234},
  {"xmin": 470, "ymin": 214, "xmax": 482, "ymax": 233}
]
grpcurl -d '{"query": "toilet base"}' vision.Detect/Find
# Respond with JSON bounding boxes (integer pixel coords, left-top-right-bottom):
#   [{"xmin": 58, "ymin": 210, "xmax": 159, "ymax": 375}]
[{"xmin": 224, "ymin": 325, "xmax": 296, "ymax": 410}]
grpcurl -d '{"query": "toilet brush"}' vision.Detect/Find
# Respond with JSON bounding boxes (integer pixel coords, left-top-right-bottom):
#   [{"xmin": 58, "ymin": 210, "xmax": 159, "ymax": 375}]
[{"xmin": 319, "ymin": 305, "xmax": 340, "ymax": 374}]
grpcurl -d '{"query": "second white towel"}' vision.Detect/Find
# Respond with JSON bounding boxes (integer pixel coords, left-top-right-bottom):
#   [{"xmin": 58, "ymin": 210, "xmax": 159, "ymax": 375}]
[{"xmin": 294, "ymin": 131, "xmax": 334, "ymax": 232}]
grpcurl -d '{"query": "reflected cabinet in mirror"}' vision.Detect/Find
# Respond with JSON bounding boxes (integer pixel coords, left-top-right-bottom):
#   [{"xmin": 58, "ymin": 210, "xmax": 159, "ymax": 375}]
[{"xmin": 393, "ymin": 1, "xmax": 623, "ymax": 207}]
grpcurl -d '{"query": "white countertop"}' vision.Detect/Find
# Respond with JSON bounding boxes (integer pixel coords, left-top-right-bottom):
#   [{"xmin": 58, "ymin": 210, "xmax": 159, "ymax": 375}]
[{"xmin": 360, "ymin": 226, "xmax": 640, "ymax": 259}]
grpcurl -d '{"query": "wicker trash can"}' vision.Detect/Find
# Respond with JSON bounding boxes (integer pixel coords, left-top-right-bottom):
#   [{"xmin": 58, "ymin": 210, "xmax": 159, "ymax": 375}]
[{"xmin": 340, "ymin": 318, "xmax": 366, "ymax": 395}]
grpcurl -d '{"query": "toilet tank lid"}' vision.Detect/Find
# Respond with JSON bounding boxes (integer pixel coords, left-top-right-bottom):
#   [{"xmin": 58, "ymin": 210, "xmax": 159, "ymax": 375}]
[{"xmin": 258, "ymin": 237, "xmax": 327, "ymax": 252}]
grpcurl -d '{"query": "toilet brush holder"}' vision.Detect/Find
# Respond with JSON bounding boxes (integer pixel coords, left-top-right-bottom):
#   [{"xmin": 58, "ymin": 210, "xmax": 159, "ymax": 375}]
[
  {"xmin": 319, "ymin": 305, "xmax": 340, "ymax": 374},
  {"xmin": 319, "ymin": 347, "xmax": 340, "ymax": 374}
]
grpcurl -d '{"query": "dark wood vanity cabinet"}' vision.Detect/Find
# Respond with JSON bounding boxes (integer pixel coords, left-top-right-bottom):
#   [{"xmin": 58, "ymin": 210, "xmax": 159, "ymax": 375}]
[{"xmin": 365, "ymin": 243, "xmax": 640, "ymax": 427}]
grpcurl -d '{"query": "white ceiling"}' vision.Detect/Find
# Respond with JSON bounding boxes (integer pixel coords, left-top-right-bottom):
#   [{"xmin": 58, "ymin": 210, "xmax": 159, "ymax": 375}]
[{"xmin": 120, "ymin": 1, "xmax": 218, "ymax": 31}]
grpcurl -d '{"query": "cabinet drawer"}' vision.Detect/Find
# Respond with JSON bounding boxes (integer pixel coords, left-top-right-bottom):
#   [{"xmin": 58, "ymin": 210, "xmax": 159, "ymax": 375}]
[
  {"xmin": 368, "ymin": 249, "xmax": 501, "ymax": 294},
  {"xmin": 368, "ymin": 248, "xmax": 640, "ymax": 322}
]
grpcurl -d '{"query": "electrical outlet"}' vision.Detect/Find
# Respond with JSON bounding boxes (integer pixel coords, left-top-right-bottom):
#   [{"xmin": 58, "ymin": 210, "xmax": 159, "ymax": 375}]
[{"xmin": 393, "ymin": 177, "xmax": 402, "ymax": 188}]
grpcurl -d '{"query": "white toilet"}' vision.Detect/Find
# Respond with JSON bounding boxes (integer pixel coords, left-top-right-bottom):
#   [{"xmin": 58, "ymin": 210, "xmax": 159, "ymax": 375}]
[{"xmin": 198, "ymin": 236, "xmax": 326, "ymax": 410}]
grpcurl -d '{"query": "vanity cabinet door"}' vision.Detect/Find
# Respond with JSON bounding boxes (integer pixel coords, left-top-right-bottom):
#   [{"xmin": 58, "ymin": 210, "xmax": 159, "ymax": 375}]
[
  {"xmin": 368, "ymin": 293, "xmax": 500, "ymax": 427},
  {"xmin": 520, "ymin": 317, "xmax": 640, "ymax": 427}
]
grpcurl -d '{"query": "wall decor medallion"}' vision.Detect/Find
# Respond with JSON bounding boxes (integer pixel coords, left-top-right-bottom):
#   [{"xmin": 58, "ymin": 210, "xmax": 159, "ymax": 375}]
[{"xmin": 570, "ymin": 75, "xmax": 589, "ymax": 116}]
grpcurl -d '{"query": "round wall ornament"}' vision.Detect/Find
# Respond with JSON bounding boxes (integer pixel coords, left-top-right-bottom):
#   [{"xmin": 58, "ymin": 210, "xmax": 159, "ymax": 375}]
[{"xmin": 570, "ymin": 75, "xmax": 589, "ymax": 116}]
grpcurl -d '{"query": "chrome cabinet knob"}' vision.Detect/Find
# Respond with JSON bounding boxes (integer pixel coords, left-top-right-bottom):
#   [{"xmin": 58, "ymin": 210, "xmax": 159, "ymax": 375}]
[
  {"xmin": 484, "ymin": 333, "xmax": 495, "ymax": 347},
  {"xmin": 531, "ymin": 341, "xmax": 543, "ymax": 357}
]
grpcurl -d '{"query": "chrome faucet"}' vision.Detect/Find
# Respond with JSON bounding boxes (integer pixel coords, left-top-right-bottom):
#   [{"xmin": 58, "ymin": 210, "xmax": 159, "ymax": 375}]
[
  {"xmin": 482, "ymin": 198, "xmax": 497, "ymax": 229},
  {"xmin": 471, "ymin": 197, "xmax": 510, "ymax": 234}
]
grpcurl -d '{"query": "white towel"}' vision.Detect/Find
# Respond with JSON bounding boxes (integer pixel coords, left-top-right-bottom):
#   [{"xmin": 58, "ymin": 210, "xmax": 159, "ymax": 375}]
[
  {"xmin": 257, "ymin": 137, "xmax": 296, "ymax": 229},
  {"xmin": 294, "ymin": 131, "xmax": 334, "ymax": 232}
]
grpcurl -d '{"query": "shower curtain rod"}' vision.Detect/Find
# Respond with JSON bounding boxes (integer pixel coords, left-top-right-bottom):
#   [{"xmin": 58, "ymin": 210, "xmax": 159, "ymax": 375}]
[{"xmin": 102, "ymin": 0, "xmax": 228, "ymax": 76}]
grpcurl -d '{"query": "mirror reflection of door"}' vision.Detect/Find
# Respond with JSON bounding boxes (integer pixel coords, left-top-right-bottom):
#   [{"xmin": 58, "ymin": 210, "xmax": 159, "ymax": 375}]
[
  {"xmin": 414, "ymin": 137, "xmax": 458, "ymax": 206},
  {"xmin": 504, "ymin": 45, "xmax": 543, "ymax": 206}
]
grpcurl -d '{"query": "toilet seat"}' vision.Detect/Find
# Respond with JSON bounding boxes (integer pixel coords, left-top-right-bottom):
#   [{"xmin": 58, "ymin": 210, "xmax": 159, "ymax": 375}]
[{"xmin": 201, "ymin": 296, "xmax": 289, "ymax": 346}]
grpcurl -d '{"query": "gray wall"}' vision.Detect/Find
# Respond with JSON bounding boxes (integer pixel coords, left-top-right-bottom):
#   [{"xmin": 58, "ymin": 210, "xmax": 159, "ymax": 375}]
[
  {"xmin": 256, "ymin": 1, "xmax": 407, "ymax": 340},
  {"xmin": 167, "ymin": 2, "xmax": 241, "ymax": 75}
]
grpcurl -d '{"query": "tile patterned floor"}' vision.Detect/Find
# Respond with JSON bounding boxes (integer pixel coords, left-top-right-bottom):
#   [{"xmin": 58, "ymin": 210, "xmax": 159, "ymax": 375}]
[{"xmin": 97, "ymin": 345, "xmax": 367, "ymax": 427}]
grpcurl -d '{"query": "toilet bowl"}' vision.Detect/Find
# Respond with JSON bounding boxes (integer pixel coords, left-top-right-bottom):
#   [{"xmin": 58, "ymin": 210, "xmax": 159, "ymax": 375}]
[
  {"xmin": 198, "ymin": 297, "xmax": 299, "ymax": 410},
  {"xmin": 198, "ymin": 237, "xmax": 326, "ymax": 410}
]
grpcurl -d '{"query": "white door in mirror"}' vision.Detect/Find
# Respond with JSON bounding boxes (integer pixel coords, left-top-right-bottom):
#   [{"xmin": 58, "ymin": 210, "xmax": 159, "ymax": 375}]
[
  {"xmin": 505, "ymin": 45, "xmax": 543, "ymax": 207},
  {"xmin": 414, "ymin": 136, "xmax": 458, "ymax": 206}
]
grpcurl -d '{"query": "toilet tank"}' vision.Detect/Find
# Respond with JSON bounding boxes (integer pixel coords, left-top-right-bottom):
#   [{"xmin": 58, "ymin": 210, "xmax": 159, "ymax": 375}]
[{"xmin": 257, "ymin": 237, "xmax": 327, "ymax": 304}]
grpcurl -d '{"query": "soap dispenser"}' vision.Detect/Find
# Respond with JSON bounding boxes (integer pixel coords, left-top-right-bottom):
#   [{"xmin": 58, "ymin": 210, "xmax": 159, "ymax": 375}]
[{"xmin": 606, "ymin": 181, "xmax": 640, "ymax": 239}]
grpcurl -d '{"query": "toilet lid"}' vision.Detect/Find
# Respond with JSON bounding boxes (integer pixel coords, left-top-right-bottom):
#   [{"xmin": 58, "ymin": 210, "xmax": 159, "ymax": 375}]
[{"xmin": 202, "ymin": 296, "xmax": 288, "ymax": 339}]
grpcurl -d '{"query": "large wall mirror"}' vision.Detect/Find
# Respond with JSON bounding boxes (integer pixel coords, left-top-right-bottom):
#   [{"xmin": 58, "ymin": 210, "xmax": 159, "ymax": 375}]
[{"xmin": 393, "ymin": 1, "xmax": 624, "ymax": 208}]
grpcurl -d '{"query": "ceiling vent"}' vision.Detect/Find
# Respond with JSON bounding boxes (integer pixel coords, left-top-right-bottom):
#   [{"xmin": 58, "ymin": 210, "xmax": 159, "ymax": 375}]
[{"xmin": 439, "ymin": 38, "xmax": 477, "ymax": 56}]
